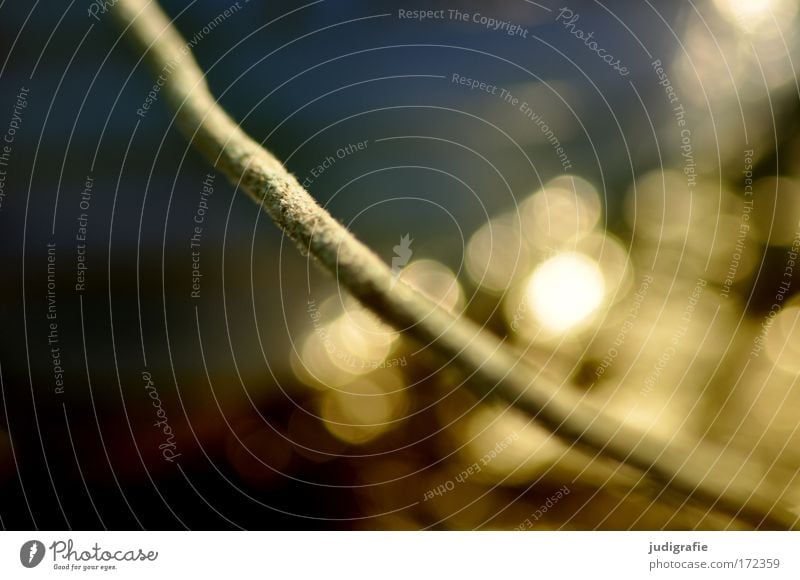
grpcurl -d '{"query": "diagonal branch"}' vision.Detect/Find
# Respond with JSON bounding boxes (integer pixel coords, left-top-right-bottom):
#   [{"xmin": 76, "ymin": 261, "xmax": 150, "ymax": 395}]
[{"xmin": 111, "ymin": 0, "xmax": 798, "ymax": 529}]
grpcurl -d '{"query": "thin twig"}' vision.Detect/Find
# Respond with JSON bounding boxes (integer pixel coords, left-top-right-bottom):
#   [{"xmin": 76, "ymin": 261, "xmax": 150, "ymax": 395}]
[{"xmin": 111, "ymin": 0, "xmax": 798, "ymax": 529}]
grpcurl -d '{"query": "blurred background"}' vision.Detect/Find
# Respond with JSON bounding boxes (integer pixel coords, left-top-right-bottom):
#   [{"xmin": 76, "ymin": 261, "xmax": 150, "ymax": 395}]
[{"xmin": 1, "ymin": 0, "xmax": 800, "ymax": 529}]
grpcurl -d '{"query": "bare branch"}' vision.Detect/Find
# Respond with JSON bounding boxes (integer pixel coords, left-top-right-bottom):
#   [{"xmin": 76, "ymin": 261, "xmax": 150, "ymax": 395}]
[{"xmin": 111, "ymin": 0, "xmax": 799, "ymax": 529}]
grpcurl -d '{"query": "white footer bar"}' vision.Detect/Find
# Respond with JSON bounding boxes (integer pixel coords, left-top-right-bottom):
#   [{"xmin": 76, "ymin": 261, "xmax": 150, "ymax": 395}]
[{"xmin": 1, "ymin": 531, "xmax": 797, "ymax": 578}]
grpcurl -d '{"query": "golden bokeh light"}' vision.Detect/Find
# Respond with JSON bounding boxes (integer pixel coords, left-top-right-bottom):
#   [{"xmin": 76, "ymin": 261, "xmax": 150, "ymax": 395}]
[
  {"xmin": 525, "ymin": 252, "xmax": 606, "ymax": 334},
  {"xmin": 397, "ymin": 259, "xmax": 464, "ymax": 313},
  {"xmin": 712, "ymin": 0, "xmax": 798, "ymax": 34},
  {"xmin": 319, "ymin": 372, "xmax": 409, "ymax": 445},
  {"xmin": 466, "ymin": 214, "xmax": 531, "ymax": 293},
  {"xmin": 461, "ymin": 404, "xmax": 560, "ymax": 485},
  {"xmin": 573, "ymin": 232, "xmax": 633, "ymax": 305},
  {"xmin": 625, "ymin": 170, "xmax": 723, "ymax": 242},
  {"xmin": 293, "ymin": 332, "xmax": 359, "ymax": 389},
  {"xmin": 522, "ymin": 175, "xmax": 602, "ymax": 250},
  {"xmin": 676, "ymin": 1, "xmax": 800, "ymax": 110},
  {"xmin": 765, "ymin": 305, "xmax": 800, "ymax": 375},
  {"xmin": 293, "ymin": 297, "xmax": 401, "ymax": 388},
  {"xmin": 327, "ymin": 306, "xmax": 397, "ymax": 374},
  {"xmin": 278, "ymin": 11, "xmax": 800, "ymax": 528}
]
